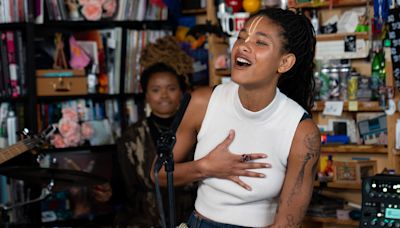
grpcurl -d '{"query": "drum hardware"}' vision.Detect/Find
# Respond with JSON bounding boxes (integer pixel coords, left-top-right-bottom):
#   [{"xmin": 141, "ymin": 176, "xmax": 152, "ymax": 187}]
[{"xmin": 0, "ymin": 166, "xmax": 107, "ymax": 227}]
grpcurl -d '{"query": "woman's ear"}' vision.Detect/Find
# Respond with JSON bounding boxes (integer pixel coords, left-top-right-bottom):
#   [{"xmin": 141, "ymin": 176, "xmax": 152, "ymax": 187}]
[{"xmin": 277, "ymin": 53, "xmax": 296, "ymax": 74}]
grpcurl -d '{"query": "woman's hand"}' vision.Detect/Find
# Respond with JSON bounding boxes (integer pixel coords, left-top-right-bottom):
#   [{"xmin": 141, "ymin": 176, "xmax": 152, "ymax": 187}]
[
  {"xmin": 92, "ymin": 183, "xmax": 112, "ymax": 202},
  {"xmin": 198, "ymin": 129, "xmax": 271, "ymax": 190}
]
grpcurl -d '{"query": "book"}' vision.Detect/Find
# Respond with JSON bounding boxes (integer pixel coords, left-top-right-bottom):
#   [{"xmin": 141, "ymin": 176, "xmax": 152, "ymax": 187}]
[
  {"xmin": 14, "ymin": 31, "xmax": 26, "ymax": 95},
  {"xmin": 0, "ymin": 32, "xmax": 11, "ymax": 97},
  {"xmin": 6, "ymin": 31, "xmax": 20, "ymax": 97}
]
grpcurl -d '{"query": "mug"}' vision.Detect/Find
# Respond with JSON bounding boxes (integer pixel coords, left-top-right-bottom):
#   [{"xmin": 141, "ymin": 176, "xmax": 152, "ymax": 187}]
[
  {"xmin": 220, "ymin": 12, "xmax": 250, "ymax": 36},
  {"xmin": 233, "ymin": 12, "xmax": 249, "ymax": 35}
]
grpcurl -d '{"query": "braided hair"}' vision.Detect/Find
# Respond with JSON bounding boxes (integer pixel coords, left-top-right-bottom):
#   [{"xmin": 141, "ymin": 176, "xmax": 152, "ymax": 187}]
[{"xmin": 252, "ymin": 8, "xmax": 316, "ymax": 113}]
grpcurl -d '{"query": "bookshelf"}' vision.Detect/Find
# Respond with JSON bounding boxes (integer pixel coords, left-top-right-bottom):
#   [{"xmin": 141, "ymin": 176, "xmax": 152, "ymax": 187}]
[{"xmin": 0, "ymin": 1, "xmax": 175, "ymax": 226}]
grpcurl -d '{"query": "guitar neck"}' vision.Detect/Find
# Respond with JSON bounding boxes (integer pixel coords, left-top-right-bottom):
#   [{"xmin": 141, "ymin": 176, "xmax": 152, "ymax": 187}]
[{"xmin": 0, "ymin": 138, "xmax": 37, "ymax": 164}]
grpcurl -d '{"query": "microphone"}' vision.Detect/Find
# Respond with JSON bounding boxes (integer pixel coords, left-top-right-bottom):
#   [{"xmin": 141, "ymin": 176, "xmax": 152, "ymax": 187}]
[
  {"xmin": 156, "ymin": 92, "xmax": 191, "ymax": 157},
  {"xmin": 170, "ymin": 92, "xmax": 191, "ymax": 134},
  {"xmin": 154, "ymin": 92, "xmax": 191, "ymax": 228}
]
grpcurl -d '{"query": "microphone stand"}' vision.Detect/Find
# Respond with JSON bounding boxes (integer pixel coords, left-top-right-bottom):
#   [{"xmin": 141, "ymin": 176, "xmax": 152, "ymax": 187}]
[
  {"xmin": 0, "ymin": 181, "xmax": 53, "ymax": 228},
  {"xmin": 153, "ymin": 93, "xmax": 191, "ymax": 228}
]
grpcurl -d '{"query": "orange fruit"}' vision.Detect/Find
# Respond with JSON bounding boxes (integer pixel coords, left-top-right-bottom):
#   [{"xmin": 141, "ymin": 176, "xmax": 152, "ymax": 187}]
[{"xmin": 242, "ymin": 0, "xmax": 261, "ymax": 14}]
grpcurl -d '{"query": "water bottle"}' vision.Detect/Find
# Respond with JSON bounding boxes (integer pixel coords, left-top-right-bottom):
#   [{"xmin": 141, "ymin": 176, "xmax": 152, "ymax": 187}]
[{"xmin": 6, "ymin": 110, "xmax": 17, "ymax": 145}]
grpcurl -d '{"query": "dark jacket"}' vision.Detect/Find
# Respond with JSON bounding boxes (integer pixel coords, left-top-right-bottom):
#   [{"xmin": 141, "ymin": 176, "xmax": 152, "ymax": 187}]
[{"xmin": 112, "ymin": 118, "xmax": 196, "ymax": 227}]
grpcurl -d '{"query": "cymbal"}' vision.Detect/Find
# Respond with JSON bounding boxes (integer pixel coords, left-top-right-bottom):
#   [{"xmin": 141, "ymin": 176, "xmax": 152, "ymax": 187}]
[{"xmin": 0, "ymin": 166, "xmax": 108, "ymax": 187}]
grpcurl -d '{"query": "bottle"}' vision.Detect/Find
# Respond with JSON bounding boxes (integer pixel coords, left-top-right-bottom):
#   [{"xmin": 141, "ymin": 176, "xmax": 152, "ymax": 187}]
[
  {"xmin": 396, "ymin": 119, "xmax": 400, "ymax": 150},
  {"xmin": 311, "ymin": 10, "xmax": 319, "ymax": 34},
  {"xmin": 371, "ymin": 50, "xmax": 381, "ymax": 100},
  {"xmin": 0, "ymin": 123, "xmax": 7, "ymax": 148},
  {"xmin": 6, "ymin": 110, "xmax": 17, "ymax": 145},
  {"xmin": 87, "ymin": 64, "xmax": 97, "ymax": 94}
]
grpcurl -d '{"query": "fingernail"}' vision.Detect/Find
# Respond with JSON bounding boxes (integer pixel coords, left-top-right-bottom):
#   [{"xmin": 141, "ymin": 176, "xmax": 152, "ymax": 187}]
[
  {"xmin": 246, "ymin": 186, "xmax": 252, "ymax": 191},
  {"xmin": 265, "ymin": 164, "xmax": 271, "ymax": 168},
  {"xmin": 262, "ymin": 154, "xmax": 267, "ymax": 158},
  {"xmin": 259, "ymin": 174, "xmax": 265, "ymax": 178}
]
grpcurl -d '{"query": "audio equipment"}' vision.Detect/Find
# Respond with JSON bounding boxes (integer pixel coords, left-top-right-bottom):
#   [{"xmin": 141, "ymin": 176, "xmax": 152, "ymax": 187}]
[{"xmin": 361, "ymin": 174, "xmax": 400, "ymax": 227}]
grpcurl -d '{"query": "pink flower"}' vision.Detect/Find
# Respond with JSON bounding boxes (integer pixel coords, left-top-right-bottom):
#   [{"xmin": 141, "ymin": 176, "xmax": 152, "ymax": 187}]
[
  {"xmin": 81, "ymin": 2, "xmax": 102, "ymax": 21},
  {"xmin": 64, "ymin": 132, "xmax": 82, "ymax": 147},
  {"xmin": 78, "ymin": 0, "xmax": 91, "ymax": 5},
  {"xmin": 81, "ymin": 122, "xmax": 93, "ymax": 139},
  {"xmin": 62, "ymin": 107, "xmax": 79, "ymax": 122},
  {"xmin": 58, "ymin": 118, "xmax": 80, "ymax": 137},
  {"xmin": 52, "ymin": 134, "xmax": 66, "ymax": 148},
  {"xmin": 102, "ymin": 0, "xmax": 117, "ymax": 18}
]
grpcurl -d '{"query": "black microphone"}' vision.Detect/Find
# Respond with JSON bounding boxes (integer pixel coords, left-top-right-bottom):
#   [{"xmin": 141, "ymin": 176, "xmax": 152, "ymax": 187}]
[
  {"xmin": 154, "ymin": 92, "xmax": 191, "ymax": 228},
  {"xmin": 170, "ymin": 92, "xmax": 191, "ymax": 134},
  {"xmin": 156, "ymin": 92, "xmax": 191, "ymax": 157}
]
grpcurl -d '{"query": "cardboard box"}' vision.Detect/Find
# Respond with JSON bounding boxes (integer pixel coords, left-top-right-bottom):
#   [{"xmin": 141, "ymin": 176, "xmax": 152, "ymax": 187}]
[
  {"xmin": 333, "ymin": 160, "xmax": 377, "ymax": 184},
  {"xmin": 36, "ymin": 69, "xmax": 87, "ymax": 96}
]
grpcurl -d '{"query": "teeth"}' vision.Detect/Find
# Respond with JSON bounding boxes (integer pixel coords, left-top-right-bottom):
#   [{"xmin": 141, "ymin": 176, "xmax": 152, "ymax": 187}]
[{"xmin": 236, "ymin": 57, "xmax": 251, "ymax": 65}]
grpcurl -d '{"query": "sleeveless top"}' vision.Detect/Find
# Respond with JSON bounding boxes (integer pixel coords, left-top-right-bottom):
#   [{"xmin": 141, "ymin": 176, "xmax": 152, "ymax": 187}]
[{"xmin": 193, "ymin": 82, "xmax": 306, "ymax": 227}]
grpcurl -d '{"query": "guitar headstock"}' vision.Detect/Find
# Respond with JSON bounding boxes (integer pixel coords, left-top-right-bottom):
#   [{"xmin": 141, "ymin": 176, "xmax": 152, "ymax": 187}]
[
  {"xmin": 0, "ymin": 125, "xmax": 57, "ymax": 165},
  {"xmin": 21, "ymin": 125, "xmax": 57, "ymax": 151}
]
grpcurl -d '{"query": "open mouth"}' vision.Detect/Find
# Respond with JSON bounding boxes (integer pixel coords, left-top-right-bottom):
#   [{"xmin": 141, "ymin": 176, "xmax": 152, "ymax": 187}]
[{"xmin": 235, "ymin": 57, "xmax": 252, "ymax": 67}]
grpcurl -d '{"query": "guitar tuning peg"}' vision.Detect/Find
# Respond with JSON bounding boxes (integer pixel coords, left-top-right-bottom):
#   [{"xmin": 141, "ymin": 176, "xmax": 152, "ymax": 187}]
[
  {"xmin": 17, "ymin": 128, "xmax": 30, "ymax": 137},
  {"xmin": 36, "ymin": 153, "xmax": 46, "ymax": 164}
]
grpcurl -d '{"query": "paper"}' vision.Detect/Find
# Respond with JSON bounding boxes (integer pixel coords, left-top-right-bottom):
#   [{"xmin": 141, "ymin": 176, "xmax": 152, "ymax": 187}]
[
  {"xmin": 323, "ymin": 101, "xmax": 344, "ymax": 116},
  {"xmin": 348, "ymin": 101, "xmax": 358, "ymax": 111}
]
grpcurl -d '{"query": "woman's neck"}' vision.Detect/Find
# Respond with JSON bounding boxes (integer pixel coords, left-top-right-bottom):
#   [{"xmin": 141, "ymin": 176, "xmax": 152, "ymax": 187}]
[
  {"xmin": 238, "ymin": 86, "xmax": 277, "ymax": 112},
  {"xmin": 149, "ymin": 113, "xmax": 175, "ymax": 128}
]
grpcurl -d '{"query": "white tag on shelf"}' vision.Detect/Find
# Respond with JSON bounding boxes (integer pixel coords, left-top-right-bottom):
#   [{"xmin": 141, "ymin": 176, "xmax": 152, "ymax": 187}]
[
  {"xmin": 315, "ymin": 39, "xmax": 369, "ymax": 60},
  {"xmin": 323, "ymin": 101, "xmax": 344, "ymax": 116}
]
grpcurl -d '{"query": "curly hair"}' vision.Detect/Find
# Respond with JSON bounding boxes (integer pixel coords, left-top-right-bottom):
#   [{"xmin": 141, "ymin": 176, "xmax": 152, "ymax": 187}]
[
  {"xmin": 140, "ymin": 36, "xmax": 194, "ymax": 88},
  {"xmin": 251, "ymin": 8, "xmax": 316, "ymax": 113},
  {"xmin": 140, "ymin": 62, "xmax": 187, "ymax": 94}
]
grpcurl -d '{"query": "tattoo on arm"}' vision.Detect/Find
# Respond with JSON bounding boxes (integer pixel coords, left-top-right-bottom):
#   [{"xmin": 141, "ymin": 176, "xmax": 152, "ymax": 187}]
[
  {"xmin": 286, "ymin": 130, "xmax": 320, "ymax": 205},
  {"xmin": 286, "ymin": 205, "xmax": 308, "ymax": 227}
]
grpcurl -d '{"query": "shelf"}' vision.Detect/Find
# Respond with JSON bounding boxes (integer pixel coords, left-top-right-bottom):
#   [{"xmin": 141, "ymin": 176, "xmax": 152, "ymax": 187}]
[
  {"xmin": 40, "ymin": 144, "xmax": 117, "ymax": 153},
  {"xmin": 312, "ymin": 101, "xmax": 382, "ymax": 112},
  {"xmin": 37, "ymin": 94, "xmax": 123, "ymax": 102},
  {"xmin": 290, "ymin": 0, "xmax": 369, "ymax": 9},
  {"xmin": 215, "ymin": 69, "xmax": 231, "ymax": 76},
  {"xmin": 304, "ymin": 216, "xmax": 359, "ymax": 226},
  {"xmin": 35, "ymin": 20, "xmax": 173, "ymax": 30},
  {"xmin": 315, "ymin": 181, "xmax": 361, "ymax": 190},
  {"xmin": 0, "ymin": 22, "xmax": 28, "ymax": 30},
  {"xmin": 182, "ymin": 8, "xmax": 207, "ymax": 15},
  {"xmin": 316, "ymin": 32, "xmax": 369, "ymax": 42},
  {"xmin": 0, "ymin": 96, "xmax": 26, "ymax": 103},
  {"xmin": 321, "ymin": 144, "xmax": 387, "ymax": 154}
]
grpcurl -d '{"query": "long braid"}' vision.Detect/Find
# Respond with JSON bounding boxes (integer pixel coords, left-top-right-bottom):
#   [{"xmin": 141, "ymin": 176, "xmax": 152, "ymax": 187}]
[{"xmin": 253, "ymin": 9, "xmax": 316, "ymax": 113}]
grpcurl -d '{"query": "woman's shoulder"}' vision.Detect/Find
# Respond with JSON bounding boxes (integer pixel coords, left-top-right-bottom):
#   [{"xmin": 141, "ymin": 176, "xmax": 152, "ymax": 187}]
[
  {"xmin": 183, "ymin": 86, "xmax": 214, "ymax": 132},
  {"xmin": 190, "ymin": 86, "xmax": 213, "ymax": 104}
]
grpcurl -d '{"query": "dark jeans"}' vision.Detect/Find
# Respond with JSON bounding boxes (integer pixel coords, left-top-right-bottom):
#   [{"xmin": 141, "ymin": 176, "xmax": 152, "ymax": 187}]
[{"xmin": 187, "ymin": 211, "xmax": 249, "ymax": 228}]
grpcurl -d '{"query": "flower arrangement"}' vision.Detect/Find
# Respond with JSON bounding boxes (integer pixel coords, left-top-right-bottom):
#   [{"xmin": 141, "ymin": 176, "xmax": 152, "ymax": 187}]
[
  {"xmin": 65, "ymin": 0, "xmax": 118, "ymax": 21},
  {"xmin": 51, "ymin": 108, "xmax": 94, "ymax": 148}
]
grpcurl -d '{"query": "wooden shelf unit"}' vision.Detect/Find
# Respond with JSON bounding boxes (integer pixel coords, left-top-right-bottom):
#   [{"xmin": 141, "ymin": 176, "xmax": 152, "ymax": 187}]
[
  {"xmin": 304, "ymin": 216, "xmax": 359, "ymax": 226},
  {"xmin": 316, "ymin": 32, "xmax": 369, "ymax": 41},
  {"xmin": 312, "ymin": 101, "xmax": 382, "ymax": 112},
  {"xmin": 289, "ymin": 0, "xmax": 370, "ymax": 9},
  {"xmin": 314, "ymin": 181, "xmax": 361, "ymax": 190},
  {"xmin": 182, "ymin": 8, "xmax": 207, "ymax": 15},
  {"xmin": 321, "ymin": 144, "xmax": 387, "ymax": 154}
]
